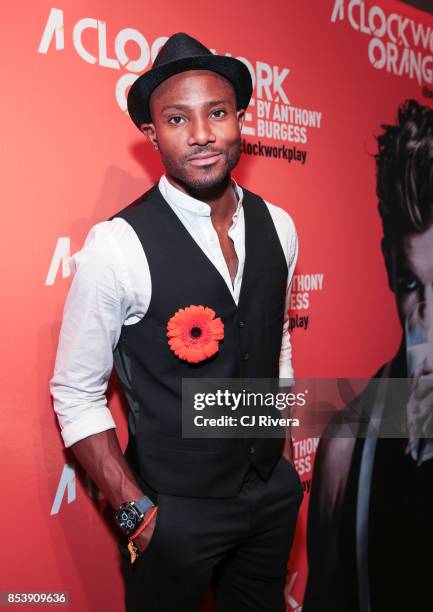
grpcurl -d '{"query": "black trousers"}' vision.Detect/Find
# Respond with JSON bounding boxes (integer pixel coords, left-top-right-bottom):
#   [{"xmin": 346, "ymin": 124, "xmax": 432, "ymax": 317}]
[{"xmin": 118, "ymin": 456, "xmax": 303, "ymax": 612}]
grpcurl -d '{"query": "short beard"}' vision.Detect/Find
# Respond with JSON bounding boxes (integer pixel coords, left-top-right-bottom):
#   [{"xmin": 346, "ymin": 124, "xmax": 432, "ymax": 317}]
[{"xmin": 161, "ymin": 136, "xmax": 242, "ymax": 191}]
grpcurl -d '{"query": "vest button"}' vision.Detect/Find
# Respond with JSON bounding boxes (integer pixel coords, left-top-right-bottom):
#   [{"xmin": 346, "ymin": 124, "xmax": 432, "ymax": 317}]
[
  {"xmin": 249, "ymin": 446, "xmax": 256, "ymax": 454},
  {"xmin": 239, "ymin": 321, "xmax": 245, "ymax": 328},
  {"xmin": 243, "ymin": 353, "xmax": 249, "ymax": 361}
]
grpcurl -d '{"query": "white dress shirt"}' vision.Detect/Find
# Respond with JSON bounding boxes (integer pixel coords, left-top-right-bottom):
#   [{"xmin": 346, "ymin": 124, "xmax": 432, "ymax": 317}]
[{"xmin": 50, "ymin": 174, "xmax": 298, "ymax": 448}]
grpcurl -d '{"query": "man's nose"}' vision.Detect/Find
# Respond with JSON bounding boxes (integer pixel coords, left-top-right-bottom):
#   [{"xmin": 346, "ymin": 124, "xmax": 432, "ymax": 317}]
[{"xmin": 187, "ymin": 117, "xmax": 216, "ymax": 146}]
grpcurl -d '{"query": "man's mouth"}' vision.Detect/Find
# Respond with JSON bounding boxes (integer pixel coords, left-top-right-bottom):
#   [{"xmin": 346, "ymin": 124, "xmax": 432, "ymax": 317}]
[{"xmin": 187, "ymin": 152, "xmax": 223, "ymax": 166}]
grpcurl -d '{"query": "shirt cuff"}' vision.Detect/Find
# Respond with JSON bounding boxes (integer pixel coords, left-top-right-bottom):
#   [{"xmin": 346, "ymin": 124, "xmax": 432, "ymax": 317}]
[{"xmin": 60, "ymin": 407, "xmax": 116, "ymax": 448}]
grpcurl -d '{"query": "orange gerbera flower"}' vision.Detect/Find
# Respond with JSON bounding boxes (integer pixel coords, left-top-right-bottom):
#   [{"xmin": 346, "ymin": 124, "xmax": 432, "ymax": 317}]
[{"xmin": 166, "ymin": 305, "xmax": 224, "ymax": 364}]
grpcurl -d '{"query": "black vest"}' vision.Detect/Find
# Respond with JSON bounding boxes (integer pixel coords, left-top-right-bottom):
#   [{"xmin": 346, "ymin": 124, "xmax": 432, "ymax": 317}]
[{"xmin": 109, "ymin": 183, "xmax": 288, "ymax": 500}]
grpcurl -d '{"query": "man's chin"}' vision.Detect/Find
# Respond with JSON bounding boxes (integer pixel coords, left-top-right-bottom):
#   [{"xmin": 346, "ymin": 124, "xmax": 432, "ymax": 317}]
[{"xmin": 178, "ymin": 168, "xmax": 230, "ymax": 191}]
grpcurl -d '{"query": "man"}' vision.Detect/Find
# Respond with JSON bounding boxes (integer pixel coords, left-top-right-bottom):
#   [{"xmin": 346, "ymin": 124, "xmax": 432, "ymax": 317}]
[
  {"xmin": 50, "ymin": 32, "xmax": 303, "ymax": 612},
  {"xmin": 303, "ymin": 99, "xmax": 433, "ymax": 612}
]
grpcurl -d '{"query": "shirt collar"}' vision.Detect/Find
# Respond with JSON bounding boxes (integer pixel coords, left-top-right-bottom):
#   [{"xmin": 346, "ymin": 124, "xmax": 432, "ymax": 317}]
[{"xmin": 159, "ymin": 174, "xmax": 244, "ymax": 219}]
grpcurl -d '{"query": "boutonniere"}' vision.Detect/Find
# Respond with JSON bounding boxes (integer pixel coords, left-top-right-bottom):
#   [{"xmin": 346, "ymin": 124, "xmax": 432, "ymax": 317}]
[{"xmin": 166, "ymin": 305, "xmax": 224, "ymax": 364}]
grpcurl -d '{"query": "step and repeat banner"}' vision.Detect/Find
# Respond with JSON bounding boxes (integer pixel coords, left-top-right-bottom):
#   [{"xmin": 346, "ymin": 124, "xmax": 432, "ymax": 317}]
[{"xmin": 1, "ymin": 1, "xmax": 432, "ymax": 610}]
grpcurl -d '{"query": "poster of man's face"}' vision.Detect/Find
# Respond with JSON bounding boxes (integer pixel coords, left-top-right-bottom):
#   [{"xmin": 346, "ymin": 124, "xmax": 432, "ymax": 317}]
[
  {"xmin": 378, "ymin": 100, "xmax": 433, "ymax": 445},
  {"xmin": 304, "ymin": 99, "xmax": 433, "ymax": 612}
]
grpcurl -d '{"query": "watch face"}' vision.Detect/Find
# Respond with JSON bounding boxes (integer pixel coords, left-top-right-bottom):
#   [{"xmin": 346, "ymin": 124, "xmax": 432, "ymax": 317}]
[{"xmin": 116, "ymin": 504, "xmax": 139, "ymax": 534}]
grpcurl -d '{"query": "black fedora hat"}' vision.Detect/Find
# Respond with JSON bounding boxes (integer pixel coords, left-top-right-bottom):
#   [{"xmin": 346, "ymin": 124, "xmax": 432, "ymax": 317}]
[{"xmin": 127, "ymin": 32, "xmax": 253, "ymax": 129}]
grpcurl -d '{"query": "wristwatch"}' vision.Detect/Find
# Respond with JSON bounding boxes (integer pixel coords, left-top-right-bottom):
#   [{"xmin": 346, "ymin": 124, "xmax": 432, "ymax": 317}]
[{"xmin": 114, "ymin": 495, "xmax": 155, "ymax": 536}]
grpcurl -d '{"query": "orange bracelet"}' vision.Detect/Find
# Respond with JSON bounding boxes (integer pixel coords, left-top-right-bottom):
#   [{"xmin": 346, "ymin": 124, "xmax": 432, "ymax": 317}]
[{"xmin": 130, "ymin": 506, "xmax": 158, "ymax": 541}]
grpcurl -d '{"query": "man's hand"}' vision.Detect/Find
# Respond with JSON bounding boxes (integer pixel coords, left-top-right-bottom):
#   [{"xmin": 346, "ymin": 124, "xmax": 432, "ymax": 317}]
[
  {"xmin": 407, "ymin": 373, "xmax": 433, "ymax": 440},
  {"xmin": 406, "ymin": 372, "xmax": 433, "ymax": 465},
  {"xmin": 134, "ymin": 508, "xmax": 159, "ymax": 554}
]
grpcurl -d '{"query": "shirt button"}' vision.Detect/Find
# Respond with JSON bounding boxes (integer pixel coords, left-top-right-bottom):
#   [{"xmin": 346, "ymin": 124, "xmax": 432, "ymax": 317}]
[
  {"xmin": 243, "ymin": 353, "xmax": 249, "ymax": 361},
  {"xmin": 250, "ymin": 446, "xmax": 255, "ymax": 454}
]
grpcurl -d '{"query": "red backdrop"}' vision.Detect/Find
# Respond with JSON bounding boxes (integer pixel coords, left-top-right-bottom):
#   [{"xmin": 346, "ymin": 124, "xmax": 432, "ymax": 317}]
[{"xmin": 1, "ymin": 1, "xmax": 432, "ymax": 610}]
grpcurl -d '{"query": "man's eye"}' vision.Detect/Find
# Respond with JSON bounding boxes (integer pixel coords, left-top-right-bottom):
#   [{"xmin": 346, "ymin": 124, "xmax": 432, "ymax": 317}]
[
  {"xmin": 168, "ymin": 116, "xmax": 185, "ymax": 125},
  {"xmin": 397, "ymin": 277, "xmax": 419, "ymax": 293},
  {"xmin": 211, "ymin": 109, "xmax": 226, "ymax": 118}
]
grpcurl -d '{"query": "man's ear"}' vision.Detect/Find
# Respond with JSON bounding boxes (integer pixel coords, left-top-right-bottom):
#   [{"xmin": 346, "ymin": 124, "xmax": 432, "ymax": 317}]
[
  {"xmin": 237, "ymin": 108, "xmax": 246, "ymax": 132},
  {"xmin": 381, "ymin": 237, "xmax": 395, "ymax": 293},
  {"xmin": 140, "ymin": 123, "xmax": 159, "ymax": 150}
]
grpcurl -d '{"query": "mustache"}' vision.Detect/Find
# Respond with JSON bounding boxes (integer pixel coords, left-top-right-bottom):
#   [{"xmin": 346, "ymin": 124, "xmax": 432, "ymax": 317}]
[{"xmin": 184, "ymin": 147, "xmax": 225, "ymax": 161}]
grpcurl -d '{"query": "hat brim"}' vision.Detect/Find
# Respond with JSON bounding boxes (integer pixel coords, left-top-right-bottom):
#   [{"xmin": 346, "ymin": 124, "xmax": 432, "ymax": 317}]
[{"xmin": 127, "ymin": 55, "xmax": 253, "ymax": 129}]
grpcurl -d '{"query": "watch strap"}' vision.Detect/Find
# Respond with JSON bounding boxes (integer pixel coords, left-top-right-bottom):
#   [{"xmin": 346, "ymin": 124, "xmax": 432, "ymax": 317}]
[{"xmin": 134, "ymin": 494, "xmax": 154, "ymax": 515}]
